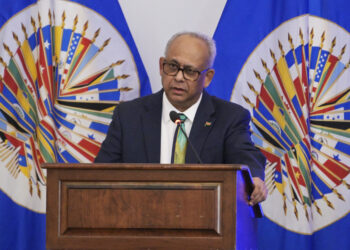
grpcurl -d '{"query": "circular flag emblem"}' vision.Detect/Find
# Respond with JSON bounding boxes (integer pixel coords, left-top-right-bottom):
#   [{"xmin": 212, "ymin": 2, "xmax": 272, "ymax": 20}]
[
  {"xmin": 233, "ymin": 15, "xmax": 350, "ymax": 234},
  {"xmin": 0, "ymin": 0, "xmax": 142, "ymax": 212}
]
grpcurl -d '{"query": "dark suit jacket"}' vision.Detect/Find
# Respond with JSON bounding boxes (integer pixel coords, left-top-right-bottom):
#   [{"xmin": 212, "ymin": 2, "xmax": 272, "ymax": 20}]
[{"xmin": 95, "ymin": 90, "xmax": 266, "ymax": 179}]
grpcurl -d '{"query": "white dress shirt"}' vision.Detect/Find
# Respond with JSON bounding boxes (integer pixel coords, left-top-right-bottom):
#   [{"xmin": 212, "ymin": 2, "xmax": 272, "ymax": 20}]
[{"xmin": 160, "ymin": 92, "xmax": 202, "ymax": 164}]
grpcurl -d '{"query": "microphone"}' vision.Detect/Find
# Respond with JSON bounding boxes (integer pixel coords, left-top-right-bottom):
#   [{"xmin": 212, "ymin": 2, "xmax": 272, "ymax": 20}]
[
  {"xmin": 169, "ymin": 111, "xmax": 203, "ymax": 164},
  {"xmin": 169, "ymin": 111, "xmax": 181, "ymax": 125}
]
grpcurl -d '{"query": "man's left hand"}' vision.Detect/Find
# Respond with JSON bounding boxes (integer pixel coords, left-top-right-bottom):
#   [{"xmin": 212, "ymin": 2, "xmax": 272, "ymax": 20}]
[{"xmin": 249, "ymin": 177, "xmax": 268, "ymax": 206}]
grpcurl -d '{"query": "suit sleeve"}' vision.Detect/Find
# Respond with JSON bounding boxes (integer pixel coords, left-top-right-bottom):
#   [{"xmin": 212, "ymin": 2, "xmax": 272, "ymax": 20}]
[
  {"xmin": 94, "ymin": 106, "xmax": 123, "ymax": 163},
  {"xmin": 224, "ymin": 108, "xmax": 266, "ymax": 179}
]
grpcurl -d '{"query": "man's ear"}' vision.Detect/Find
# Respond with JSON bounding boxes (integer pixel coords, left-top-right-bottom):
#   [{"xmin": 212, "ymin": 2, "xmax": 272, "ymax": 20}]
[
  {"xmin": 204, "ymin": 69, "xmax": 215, "ymax": 88},
  {"xmin": 159, "ymin": 57, "xmax": 165, "ymax": 75}
]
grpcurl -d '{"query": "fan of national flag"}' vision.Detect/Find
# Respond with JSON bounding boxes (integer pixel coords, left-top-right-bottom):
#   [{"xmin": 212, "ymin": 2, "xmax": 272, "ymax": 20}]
[
  {"xmin": 0, "ymin": 8, "xmax": 134, "ymax": 199},
  {"xmin": 236, "ymin": 16, "xmax": 349, "ymax": 232}
]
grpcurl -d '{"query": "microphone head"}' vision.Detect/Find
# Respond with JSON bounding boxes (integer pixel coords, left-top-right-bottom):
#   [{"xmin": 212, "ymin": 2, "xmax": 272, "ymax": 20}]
[{"xmin": 169, "ymin": 111, "xmax": 181, "ymax": 124}]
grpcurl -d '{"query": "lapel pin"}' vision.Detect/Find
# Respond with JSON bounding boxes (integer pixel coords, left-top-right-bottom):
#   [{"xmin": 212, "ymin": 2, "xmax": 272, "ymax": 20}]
[{"xmin": 204, "ymin": 121, "xmax": 212, "ymax": 127}]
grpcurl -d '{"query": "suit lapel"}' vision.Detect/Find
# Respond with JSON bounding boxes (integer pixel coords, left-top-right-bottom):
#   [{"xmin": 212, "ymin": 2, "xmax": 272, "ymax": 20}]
[
  {"xmin": 186, "ymin": 91, "xmax": 215, "ymax": 163},
  {"xmin": 141, "ymin": 90, "xmax": 163, "ymax": 163}
]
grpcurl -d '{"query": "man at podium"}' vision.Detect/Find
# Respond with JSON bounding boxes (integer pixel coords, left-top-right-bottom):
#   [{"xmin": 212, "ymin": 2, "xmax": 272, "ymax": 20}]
[{"xmin": 95, "ymin": 32, "xmax": 267, "ymax": 205}]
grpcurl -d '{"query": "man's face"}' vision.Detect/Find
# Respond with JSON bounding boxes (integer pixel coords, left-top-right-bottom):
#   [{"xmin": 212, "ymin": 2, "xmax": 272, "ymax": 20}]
[{"xmin": 159, "ymin": 35, "xmax": 215, "ymax": 111}]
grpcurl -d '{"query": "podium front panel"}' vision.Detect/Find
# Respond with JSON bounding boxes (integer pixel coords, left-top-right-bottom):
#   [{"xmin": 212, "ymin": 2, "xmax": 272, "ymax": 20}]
[{"xmin": 45, "ymin": 164, "xmax": 257, "ymax": 249}]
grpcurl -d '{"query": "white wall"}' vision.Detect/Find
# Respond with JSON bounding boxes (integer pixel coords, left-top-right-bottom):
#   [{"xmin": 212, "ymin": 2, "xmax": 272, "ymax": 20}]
[{"xmin": 119, "ymin": 0, "xmax": 227, "ymax": 92}]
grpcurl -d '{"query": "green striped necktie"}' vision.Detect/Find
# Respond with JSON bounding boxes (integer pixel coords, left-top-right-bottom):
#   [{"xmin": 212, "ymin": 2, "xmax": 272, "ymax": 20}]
[{"xmin": 173, "ymin": 113, "xmax": 187, "ymax": 164}]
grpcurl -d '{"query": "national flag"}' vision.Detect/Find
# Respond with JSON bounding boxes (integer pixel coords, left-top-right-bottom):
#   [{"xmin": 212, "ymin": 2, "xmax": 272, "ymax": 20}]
[
  {"xmin": 211, "ymin": 0, "xmax": 350, "ymax": 249},
  {"xmin": 0, "ymin": 0, "xmax": 150, "ymax": 249}
]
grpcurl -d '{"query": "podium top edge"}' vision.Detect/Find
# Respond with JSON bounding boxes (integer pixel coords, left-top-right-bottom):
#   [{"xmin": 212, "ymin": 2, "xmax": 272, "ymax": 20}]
[{"xmin": 42, "ymin": 163, "xmax": 248, "ymax": 171}]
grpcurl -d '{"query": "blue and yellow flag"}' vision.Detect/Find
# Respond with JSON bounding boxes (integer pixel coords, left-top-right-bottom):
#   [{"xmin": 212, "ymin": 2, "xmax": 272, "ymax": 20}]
[
  {"xmin": 210, "ymin": 0, "xmax": 350, "ymax": 249},
  {"xmin": 0, "ymin": 0, "xmax": 150, "ymax": 249}
]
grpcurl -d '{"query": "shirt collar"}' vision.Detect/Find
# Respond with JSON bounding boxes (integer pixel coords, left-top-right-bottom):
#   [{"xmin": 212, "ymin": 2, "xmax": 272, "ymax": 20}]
[{"xmin": 162, "ymin": 92, "xmax": 202, "ymax": 123}]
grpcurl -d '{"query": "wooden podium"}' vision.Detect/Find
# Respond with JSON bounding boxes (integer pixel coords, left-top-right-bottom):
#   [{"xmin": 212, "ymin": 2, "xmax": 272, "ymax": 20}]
[{"xmin": 44, "ymin": 163, "xmax": 262, "ymax": 250}]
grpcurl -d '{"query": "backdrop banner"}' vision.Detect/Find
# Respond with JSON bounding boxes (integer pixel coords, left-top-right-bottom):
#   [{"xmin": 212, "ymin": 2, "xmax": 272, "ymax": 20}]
[
  {"xmin": 210, "ymin": 0, "xmax": 350, "ymax": 249},
  {"xmin": 0, "ymin": 0, "xmax": 150, "ymax": 249}
]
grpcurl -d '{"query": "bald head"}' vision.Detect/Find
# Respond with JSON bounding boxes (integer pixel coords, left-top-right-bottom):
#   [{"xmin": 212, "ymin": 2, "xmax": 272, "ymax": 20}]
[
  {"xmin": 165, "ymin": 32, "xmax": 216, "ymax": 68},
  {"xmin": 159, "ymin": 32, "xmax": 216, "ymax": 111}
]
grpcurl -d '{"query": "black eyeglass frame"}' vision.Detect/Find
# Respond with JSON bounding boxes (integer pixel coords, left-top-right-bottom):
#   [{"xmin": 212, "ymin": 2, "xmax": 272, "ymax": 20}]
[{"xmin": 162, "ymin": 60, "xmax": 210, "ymax": 81}]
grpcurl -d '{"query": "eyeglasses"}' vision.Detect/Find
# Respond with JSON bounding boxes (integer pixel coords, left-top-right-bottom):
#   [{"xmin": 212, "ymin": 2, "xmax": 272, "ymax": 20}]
[{"xmin": 162, "ymin": 61, "xmax": 209, "ymax": 81}]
